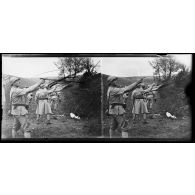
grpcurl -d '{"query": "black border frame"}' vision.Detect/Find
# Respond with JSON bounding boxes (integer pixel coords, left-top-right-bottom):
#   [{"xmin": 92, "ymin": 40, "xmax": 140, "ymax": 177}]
[{"xmin": 1, "ymin": 53, "xmax": 194, "ymax": 143}]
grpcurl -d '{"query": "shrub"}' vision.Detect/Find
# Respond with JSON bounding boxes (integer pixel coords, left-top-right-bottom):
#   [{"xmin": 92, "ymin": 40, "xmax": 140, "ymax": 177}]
[{"xmin": 60, "ymin": 73, "xmax": 101, "ymax": 118}]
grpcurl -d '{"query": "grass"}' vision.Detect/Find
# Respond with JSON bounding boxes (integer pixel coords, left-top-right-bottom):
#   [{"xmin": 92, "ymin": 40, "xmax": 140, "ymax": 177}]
[{"xmin": 102, "ymin": 116, "xmax": 191, "ymax": 139}]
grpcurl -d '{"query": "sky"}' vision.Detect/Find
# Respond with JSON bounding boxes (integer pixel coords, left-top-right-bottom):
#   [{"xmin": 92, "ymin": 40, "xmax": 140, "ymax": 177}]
[
  {"xmin": 101, "ymin": 54, "xmax": 192, "ymax": 77},
  {"xmin": 2, "ymin": 57, "xmax": 60, "ymax": 78},
  {"xmin": 2, "ymin": 57, "xmax": 101, "ymax": 78},
  {"xmin": 2, "ymin": 55, "xmax": 192, "ymax": 78}
]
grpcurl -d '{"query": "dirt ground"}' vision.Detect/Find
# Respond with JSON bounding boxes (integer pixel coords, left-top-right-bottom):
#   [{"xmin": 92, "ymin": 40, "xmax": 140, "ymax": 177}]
[{"xmin": 1, "ymin": 113, "xmax": 191, "ymax": 140}]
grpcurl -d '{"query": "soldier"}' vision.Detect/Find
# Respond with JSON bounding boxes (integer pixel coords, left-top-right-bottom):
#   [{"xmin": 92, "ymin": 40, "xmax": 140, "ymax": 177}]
[
  {"xmin": 107, "ymin": 76, "xmax": 143, "ymax": 138},
  {"xmin": 144, "ymin": 84, "xmax": 163, "ymax": 112},
  {"xmin": 35, "ymin": 84, "xmax": 57, "ymax": 125},
  {"xmin": 50, "ymin": 92, "xmax": 60, "ymax": 112},
  {"xmin": 9, "ymin": 77, "xmax": 45, "ymax": 138},
  {"xmin": 131, "ymin": 83, "xmax": 155, "ymax": 124}
]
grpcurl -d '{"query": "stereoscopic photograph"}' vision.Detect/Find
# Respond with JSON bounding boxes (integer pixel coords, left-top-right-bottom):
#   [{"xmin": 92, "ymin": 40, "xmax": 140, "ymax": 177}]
[{"xmin": 1, "ymin": 54, "xmax": 192, "ymax": 141}]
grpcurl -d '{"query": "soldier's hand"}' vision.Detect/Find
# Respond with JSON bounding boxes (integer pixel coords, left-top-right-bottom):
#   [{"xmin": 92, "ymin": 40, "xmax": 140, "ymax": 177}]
[{"xmin": 40, "ymin": 78, "xmax": 45, "ymax": 84}]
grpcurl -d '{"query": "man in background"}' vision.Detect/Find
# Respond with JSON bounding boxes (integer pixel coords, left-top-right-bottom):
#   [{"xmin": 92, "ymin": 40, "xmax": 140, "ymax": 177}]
[{"xmin": 50, "ymin": 92, "xmax": 60, "ymax": 112}]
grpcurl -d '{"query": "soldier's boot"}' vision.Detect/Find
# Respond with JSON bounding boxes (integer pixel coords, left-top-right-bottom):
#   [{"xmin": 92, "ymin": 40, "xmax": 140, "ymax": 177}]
[
  {"xmin": 24, "ymin": 131, "xmax": 31, "ymax": 138},
  {"xmin": 109, "ymin": 129, "xmax": 113, "ymax": 138},
  {"xmin": 121, "ymin": 130, "xmax": 128, "ymax": 138},
  {"xmin": 12, "ymin": 130, "xmax": 17, "ymax": 138},
  {"xmin": 46, "ymin": 114, "xmax": 52, "ymax": 125},
  {"xmin": 143, "ymin": 114, "xmax": 148, "ymax": 124}
]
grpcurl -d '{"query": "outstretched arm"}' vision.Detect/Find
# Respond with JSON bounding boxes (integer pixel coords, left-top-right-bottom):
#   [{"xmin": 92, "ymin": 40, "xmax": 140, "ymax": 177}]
[
  {"xmin": 123, "ymin": 78, "xmax": 144, "ymax": 93},
  {"xmin": 14, "ymin": 79, "xmax": 45, "ymax": 97},
  {"xmin": 25, "ymin": 79, "xmax": 45, "ymax": 94},
  {"xmin": 47, "ymin": 87, "xmax": 57, "ymax": 94},
  {"xmin": 144, "ymin": 83, "xmax": 155, "ymax": 93},
  {"xmin": 110, "ymin": 78, "xmax": 144, "ymax": 96},
  {"xmin": 56, "ymin": 84, "xmax": 72, "ymax": 92},
  {"xmin": 152, "ymin": 84, "xmax": 164, "ymax": 91},
  {"xmin": 49, "ymin": 84, "xmax": 72, "ymax": 93}
]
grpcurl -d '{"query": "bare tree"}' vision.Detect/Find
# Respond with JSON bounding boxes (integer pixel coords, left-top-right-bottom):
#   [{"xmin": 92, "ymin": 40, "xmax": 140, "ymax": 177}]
[
  {"xmin": 149, "ymin": 55, "xmax": 184, "ymax": 82},
  {"xmin": 55, "ymin": 57, "xmax": 99, "ymax": 78},
  {"xmin": 82, "ymin": 58, "xmax": 100, "ymax": 75}
]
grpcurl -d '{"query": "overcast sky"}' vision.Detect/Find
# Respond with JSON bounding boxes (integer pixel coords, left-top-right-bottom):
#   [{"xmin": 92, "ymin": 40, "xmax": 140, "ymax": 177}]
[
  {"xmin": 2, "ymin": 55, "xmax": 192, "ymax": 78},
  {"xmin": 2, "ymin": 57, "xmax": 100, "ymax": 78},
  {"xmin": 2, "ymin": 57, "xmax": 59, "ymax": 78},
  {"xmin": 101, "ymin": 54, "xmax": 192, "ymax": 77}
]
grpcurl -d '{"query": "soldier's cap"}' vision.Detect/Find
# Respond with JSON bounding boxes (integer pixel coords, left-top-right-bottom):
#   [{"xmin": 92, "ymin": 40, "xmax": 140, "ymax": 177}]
[
  {"xmin": 107, "ymin": 76, "xmax": 118, "ymax": 84},
  {"xmin": 10, "ymin": 77, "xmax": 20, "ymax": 86}
]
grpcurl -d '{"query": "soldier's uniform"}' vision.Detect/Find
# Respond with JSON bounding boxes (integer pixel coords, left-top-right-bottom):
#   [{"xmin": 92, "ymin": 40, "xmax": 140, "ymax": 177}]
[
  {"xmin": 144, "ymin": 84, "xmax": 161, "ymax": 111},
  {"xmin": 107, "ymin": 86, "xmax": 128, "ymax": 134},
  {"xmin": 9, "ymin": 77, "xmax": 44, "ymax": 138},
  {"xmin": 131, "ymin": 88, "xmax": 149, "ymax": 115},
  {"xmin": 50, "ymin": 92, "xmax": 59, "ymax": 111},
  {"xmin": 10, "ymin": 80, "xmax": 32, "ymax": 138},
  {"xmin": 107, "ymin": 77, "xmax": 139, "ymax": 138},
  {"xmin": 35, "ymin": 88, "xmax": 52, "ymax": 115}
]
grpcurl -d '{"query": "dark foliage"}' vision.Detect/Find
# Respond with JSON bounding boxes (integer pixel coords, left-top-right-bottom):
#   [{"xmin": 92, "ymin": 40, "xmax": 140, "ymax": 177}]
[
  {"xmin": 60, "ymin": 73, "xmax": 101, "ymax": 118},
  {"xmin": 156, "ymin": 69, "xmax": 191, "ymax": 117}
]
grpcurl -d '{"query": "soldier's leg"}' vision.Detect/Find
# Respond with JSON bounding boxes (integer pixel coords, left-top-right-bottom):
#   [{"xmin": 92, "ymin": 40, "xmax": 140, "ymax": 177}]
[
  {"xmin": 143, "ymin": 113, "xmax": 148, "ymax": 124},
  {"xmin": 143, "ymin": 101, "xmax": 149, "ymax": 124},
  {"xmin": 36, "ymin": 114, "xmax": 40, "ymax": 124},
  {"xmin": 24, "ymin": 114, "xmax": 30, "ymax": 129},
  {"xmin": 137, "ymin": 114, "xmax": 140, "ymax": 122},
  {"xmin": 12, "ymin": 116, "xmax": 21, "ymax": 138},
  {"xmin": 46, "ymin": 114, "xmax": 52, "ymax": 124},
  {"xmin": 133, "ymin": 113, "xmax": 138, "ymax": 124},
  {"xmin": 109, "ymin": 116, "xmax": 117, "ymax": 138},
  {"xmin": 117, "ymin": 115, "xmax": 128, "ymax": 138},
  {"xmin": 20, "ymin": 116, "xmax": 31, "ymax": 138}
]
